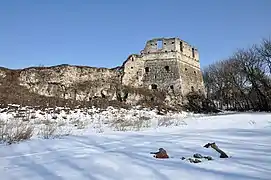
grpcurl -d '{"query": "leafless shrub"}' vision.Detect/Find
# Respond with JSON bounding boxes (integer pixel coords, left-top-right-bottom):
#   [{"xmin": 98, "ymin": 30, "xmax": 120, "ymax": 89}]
[
  {"xmin": 51, "ymin": 114, "xmax": 58, "ymax": 119},
  {"xmin": 93, "ymin": 118, "xmax": 104, "ymax": 133},
  {"xmin": 76, "ymin": 121, "xmax": 87, "ymax": 129},
  {"xmin": 56, "ymin": 126, "xmax": 72, "ymax": 136},
  {"xmin": 110, "ymin": 117, "xmax": 133, "ymax": 131},
  {"xmin": 54, "ymin": 109, "xmax": 61, "ymax": 114},
  {"xmin": 133, "ymin": 118, "xmax": 148, "ymax": 131},
  {"xmin": 139, "ymin": 116, "xmax": 151, "ymax": 121},
  {"xmin": 38, "ymin": 123, "xmax": 57, "ymax": 139},
  {"xmin": 38, "ymin": 121, "xmax": 72, "ymax": 139},
  {"xmin": 110, "ymin": 115, "xmax": 151, "ymax": 131},
  {"xmin": 0, "ymin": 119, "xmax": 34, "ymax": 145},
  {"xmin": 71, "ymin": 119, "xmax": 86, "ymax": 129},
  {"xmin": 30, "ymin": 113, "xmax": 37, "ymax": 119},
  {"xmin": 184, "ymin": 92, "xmax": 219, "ymax": 113},
  {"xmin": 41, "ymin": 119, "xmax": 53, "ymax": 125},
  {"xmin": 13, "ymin": 113, "xmax": 26, "ymax": 119},
  {"xmin": 88, "ymin": 111, "xmax": 93, "ymax": 116},
  {"xmin": 22, "ymin": 117, "xmax": 30, "ymax": 122},
  {"xmin": 96, "ymin": 128, "xmax": 104, "ymax": 133},
  {"xmin": 157, "ymin": 116, "xmax": 187, "ymax": 127},
  {"xmin": 39, "ymin": 111, "xmax": 45, "ymax": 115},
  {"xmin": 158, "ymin": 116, "xmax": 175, "ymax": 127},
  {"xmin": 57, "ymin": 120, "xmax": 66, "ymax": 127}
]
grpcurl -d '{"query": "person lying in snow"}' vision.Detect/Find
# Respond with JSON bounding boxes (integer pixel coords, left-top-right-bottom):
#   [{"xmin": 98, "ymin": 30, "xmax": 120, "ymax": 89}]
[
  {"xmin": 181, "ymin": 153, "xmax": 213, "ymax": 163},
  {"xmin": 182, "ymin": 142, "xmax": 229, "ymax": 163},
  {"xmin": 150, "ymin": 148, "xmax": 169, "ymax": 159},
  {"xmin": 150, "ymin": 143, "xmax": 229, "ymax": 163},
  {"xmin": 203, "ymin": 142, "xmax": 229, "ymax": 158}
]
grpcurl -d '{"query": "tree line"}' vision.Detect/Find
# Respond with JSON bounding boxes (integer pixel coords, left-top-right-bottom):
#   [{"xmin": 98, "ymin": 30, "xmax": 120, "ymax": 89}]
[{"xmin": 202, "ymin": 37, "xmax": 271, "ymax": 111}]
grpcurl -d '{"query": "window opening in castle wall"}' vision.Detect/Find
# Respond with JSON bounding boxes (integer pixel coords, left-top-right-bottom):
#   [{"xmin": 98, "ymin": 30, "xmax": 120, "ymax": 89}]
[
  {"xmin": 165, "ymin": 66, "xmax": 170, "ymax": 72},
  {"xmin": 180, "ymin": 41, "xmax": 183, "ymax": 52},
  {"xmin": 157, "ymin": 40, "xmax": 162, "ymax": 49},
  {"xmin": 191, "ymin": 86, "xmax": 194, "ymax": 92},
  {"xmin": 151, "ymin": 84, "xmax": 158, "ymax": 89}
]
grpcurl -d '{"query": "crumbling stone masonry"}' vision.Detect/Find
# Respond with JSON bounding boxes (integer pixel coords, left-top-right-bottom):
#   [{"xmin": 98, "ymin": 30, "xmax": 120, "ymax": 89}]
[
  {"xmin": 0, "ymin": 37, "xmax": 205, "ymax": 107},
  {"xmin": 122, "ymin": 37, "xmax": 205, "ymax": 101}
]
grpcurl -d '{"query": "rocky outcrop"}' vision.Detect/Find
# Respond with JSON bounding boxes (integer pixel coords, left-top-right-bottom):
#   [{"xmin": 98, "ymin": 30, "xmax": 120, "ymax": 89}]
[
  {"xmin": 0, "ymin": 64, "xmax": 171, "ymax": 109},
  {"xmin": 18, "ymin": 64, "xmax": 122, "ymax": 101}
]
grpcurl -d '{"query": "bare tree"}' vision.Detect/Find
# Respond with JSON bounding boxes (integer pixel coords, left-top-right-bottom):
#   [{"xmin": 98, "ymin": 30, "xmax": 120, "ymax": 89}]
[{"xmin": 203, "ymin": 37, "xmax": 271, "ymax": 112}]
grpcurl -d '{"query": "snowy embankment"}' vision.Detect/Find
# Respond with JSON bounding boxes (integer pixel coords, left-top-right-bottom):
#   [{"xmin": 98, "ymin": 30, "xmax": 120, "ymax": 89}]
[
  {"xmin": 0, "ymin": 106, "xmax": 271, "ymax": 180},
  {"xmin": 0, "ymin": 106, "xmax": 196, "ymax": 138}
]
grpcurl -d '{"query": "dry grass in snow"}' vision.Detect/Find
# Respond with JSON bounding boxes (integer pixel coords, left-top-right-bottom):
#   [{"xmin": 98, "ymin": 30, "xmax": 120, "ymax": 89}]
[{"xmin": 0, "ymin": 105, "xmax": 202, "ymax": 144}]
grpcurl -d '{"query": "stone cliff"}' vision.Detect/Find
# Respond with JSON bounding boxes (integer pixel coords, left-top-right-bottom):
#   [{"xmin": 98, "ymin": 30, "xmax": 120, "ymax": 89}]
[
  {"xmin": 18, "ymin": 64, "xmax": 122, "ymax": 101},
  {"xmin": 0, "ymin": 64, "xmax": 168, "ymax": 109}
]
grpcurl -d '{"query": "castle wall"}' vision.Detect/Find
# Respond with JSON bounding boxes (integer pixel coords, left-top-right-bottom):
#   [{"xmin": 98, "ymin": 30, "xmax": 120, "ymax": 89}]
[
  {"xmin": 173, "ymin": 39, "xmax": 198, "ymax": 60},
  {"xmin": 142, "ymin": 59, "xmax": 181, "ymax": 90},
  {"xmin": 179, "ymin": 53, "xmax": 201, "ymax": 69},
  {"xmin": 143, "ymin": 38, "xmax": 178, "ymax": 54},
  {"xmin": 122, "ymin": 37, "xmax": 205, "ymax": 99},
  {"xmin": 121, "ymin": 55, "xmax": 144, "ymax": 87},
  {"xmin": 179, "ymin": 61, "xmax": 204, "ymax": 95},
  {"xmin": 141, "ymin": 51, "xmax": 177, "ymax": 60}
]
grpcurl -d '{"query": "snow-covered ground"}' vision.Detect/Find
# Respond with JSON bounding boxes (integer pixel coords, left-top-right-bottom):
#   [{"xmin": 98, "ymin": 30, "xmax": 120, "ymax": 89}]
[
  {"xmin": 0, "ymin": 106, "xmax": 201, "ymax": 138},
  {"xmin": 0, "ymin": 107, "xmax": 271, "ymax": 180}
]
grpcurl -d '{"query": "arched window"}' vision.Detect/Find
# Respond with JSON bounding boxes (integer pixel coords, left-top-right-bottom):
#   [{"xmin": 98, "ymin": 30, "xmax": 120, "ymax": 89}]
[{"xmin": 145, "ymin": 67, "xmax": 149, "ymax": 73}]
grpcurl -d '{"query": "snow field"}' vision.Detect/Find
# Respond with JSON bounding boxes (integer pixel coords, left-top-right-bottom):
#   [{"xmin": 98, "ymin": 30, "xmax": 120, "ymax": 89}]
[{"xmin": 0, "ymin": 105, "xmax": 271, "ymax": 180}]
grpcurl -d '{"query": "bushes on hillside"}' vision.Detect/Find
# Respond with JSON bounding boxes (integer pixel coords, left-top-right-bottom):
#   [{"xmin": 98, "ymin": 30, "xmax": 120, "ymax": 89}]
[{"xmin": 184, "ymin": 92, "xmax": 220, "ymax": 113}]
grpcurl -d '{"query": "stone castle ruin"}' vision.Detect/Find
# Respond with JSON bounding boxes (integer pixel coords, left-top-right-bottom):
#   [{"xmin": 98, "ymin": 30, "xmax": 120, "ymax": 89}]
[
  {"xmin": 0, "ymin": 37, "xmax": 205, "ymax": 108},
  {"xmin": 122, "ymin": 37, "xmax": 205, "ymax": 100}
]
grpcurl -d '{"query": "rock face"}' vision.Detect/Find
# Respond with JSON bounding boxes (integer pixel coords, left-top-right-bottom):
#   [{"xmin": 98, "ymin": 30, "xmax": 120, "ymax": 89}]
[
  {"xmin": 18, "ymin": 65, "xmax": 122, "ymax": 101},
  {"xmin": 0, "ymin": 37, "xmax": 205, "ymax": 108},
  {"xmin": 0, "ymin": 65, "xmax": 122, "ymax": 107}
]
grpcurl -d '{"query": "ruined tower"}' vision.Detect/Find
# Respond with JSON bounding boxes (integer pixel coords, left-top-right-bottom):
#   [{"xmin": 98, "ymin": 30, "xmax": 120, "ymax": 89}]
[{"xmin": 122, "ymin": 37, "xmax": 205, "ymax": 101}]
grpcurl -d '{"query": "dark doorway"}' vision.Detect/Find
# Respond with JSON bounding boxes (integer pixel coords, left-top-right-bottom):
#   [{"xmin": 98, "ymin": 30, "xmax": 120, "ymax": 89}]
[{"xmin": 165, "ymin": 66, "xmax": 170, "ymax": 72}]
